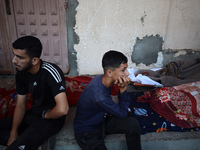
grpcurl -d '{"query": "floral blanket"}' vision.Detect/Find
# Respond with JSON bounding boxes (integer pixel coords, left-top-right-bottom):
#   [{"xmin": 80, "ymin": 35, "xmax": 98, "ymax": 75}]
[
  {"xmin": 0, "ymin": 89, "xmax": 33, "ymax": 119},
  {"xmin": 0, "ymin": 76, "xmax": 118, "ymax": 119},
  {"xmin": 137, "ymin": 81, "xmax": 200, "ymax": 128},
  {"xmin": 129, "ymin": 92, "xmax": 199, "ymax": 134},
  {"xmin": 65, "ymin": 76, "xmax": 119, "ymax": 105}
]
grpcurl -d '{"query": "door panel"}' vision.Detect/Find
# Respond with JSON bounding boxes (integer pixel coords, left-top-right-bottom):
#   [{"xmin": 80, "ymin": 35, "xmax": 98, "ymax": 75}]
[
  {"xmin": 13, "ymin": 0, "xmax": 68, "ymax": 73},
  {"xmin": 0, "ymin": 0, "xmax": 68, "ymax": 74},
  {"xmin": 0, "ymin": 1, "xmax": 13, "ymax": 74}
]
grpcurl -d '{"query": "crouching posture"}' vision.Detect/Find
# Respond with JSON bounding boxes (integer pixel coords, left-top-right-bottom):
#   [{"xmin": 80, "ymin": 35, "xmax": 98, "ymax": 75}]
[{"xmin": 73, "ymin": 50, "xmax": 141, "ymax": 150}]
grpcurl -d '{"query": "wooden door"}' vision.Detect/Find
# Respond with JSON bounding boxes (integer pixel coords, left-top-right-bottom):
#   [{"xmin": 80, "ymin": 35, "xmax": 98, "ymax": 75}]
[
  {"xmin": 0, "ymin": 0, "xmax": 69, "ymax": 74},
  {"xmin": 0, "ymin": 1, "xmax": 13, "ymax": 74}
]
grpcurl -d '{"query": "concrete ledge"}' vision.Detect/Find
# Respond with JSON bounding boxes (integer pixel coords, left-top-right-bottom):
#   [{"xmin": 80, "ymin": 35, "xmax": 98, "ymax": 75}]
[
  {"xmin": 52, "ymin": 106, "xmax": 200, "ymax": 150},
  {"xmin": 1, "ymin": 77, "xmax": 199, "ymax": 150},
  {"xmin": 0, "ymin": 106, "xmax": 199, "ymax": 150}
]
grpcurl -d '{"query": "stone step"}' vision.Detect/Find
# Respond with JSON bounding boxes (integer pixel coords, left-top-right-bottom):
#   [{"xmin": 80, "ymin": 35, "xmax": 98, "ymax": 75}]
[{"xmin": 0, "ymin": 107, "xmax": 199, "ymax": 150}]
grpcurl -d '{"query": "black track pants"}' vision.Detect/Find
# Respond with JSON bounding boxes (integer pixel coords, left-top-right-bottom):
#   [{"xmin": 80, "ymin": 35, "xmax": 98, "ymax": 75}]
[
  {"xmin": 75, "ymin": 116, "xmax": 142, "ymax": 150},
  {"xmin": 0, "ymin": 113, "xmax": 65, "ymax": 150}
]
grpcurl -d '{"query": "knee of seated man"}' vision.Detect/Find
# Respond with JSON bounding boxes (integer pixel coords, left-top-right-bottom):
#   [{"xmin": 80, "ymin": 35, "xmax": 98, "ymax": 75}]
[{"xmin": 127, "ymin": 117, "xmax": 140, "ymax": 132}]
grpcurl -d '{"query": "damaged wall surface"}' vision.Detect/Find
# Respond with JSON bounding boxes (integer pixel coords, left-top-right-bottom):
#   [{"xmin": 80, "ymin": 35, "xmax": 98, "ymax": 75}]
[{"xmin": 68, "ymin": 0, "xmax": 200, "ymax": 75}]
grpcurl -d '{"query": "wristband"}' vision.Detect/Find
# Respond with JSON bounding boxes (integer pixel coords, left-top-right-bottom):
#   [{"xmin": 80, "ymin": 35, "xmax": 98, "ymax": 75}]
[{"xmin": 42, "ymin": 110, "xmax": 46, "ymax": 119}]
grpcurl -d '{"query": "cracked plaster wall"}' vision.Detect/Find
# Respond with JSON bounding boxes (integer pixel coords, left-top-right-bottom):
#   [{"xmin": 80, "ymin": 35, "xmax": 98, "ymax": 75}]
[{"xmin": 69, "ymin": 0, "xmax": 200, "ymax": 75}]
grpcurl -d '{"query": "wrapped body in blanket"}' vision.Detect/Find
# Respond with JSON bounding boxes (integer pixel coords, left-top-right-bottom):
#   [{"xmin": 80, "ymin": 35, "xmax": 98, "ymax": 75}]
[
  {"xmin": 136, "ymin": 58, "xmax": 200, "ymax": 87},
  {"xmin": 128, "ymin": 60, "xmax": 200, "ymax": 134},
  {"xmin": 131, "ymin": 81, "xmax": 200, "ymax": 132}
]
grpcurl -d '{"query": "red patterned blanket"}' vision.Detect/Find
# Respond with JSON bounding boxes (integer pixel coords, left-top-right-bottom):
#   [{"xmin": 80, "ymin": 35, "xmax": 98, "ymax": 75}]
[
  {"xmin": 0, "ymin": 76, "xmax": 118, "ymax": 119},
  {"xmin": 138, "ymin": 81, "xmax": 200, "ymax": 128},
  {"xmin": 0, "ymin": 89, "xmax": 33, "ymax": 119}
]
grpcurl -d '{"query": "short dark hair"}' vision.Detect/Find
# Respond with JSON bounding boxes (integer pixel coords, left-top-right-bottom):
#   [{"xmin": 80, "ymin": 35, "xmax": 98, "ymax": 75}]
[
  {"xmin": 102, "ymin": 50, "xmax": 128, "ymax": 73},
  {"xmin": 12, "ymin": 36, "xmax": 42, "ymax": 58}
]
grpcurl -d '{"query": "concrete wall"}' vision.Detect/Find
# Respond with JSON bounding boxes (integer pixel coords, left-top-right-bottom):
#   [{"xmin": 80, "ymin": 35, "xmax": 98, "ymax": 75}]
[{"xmin": 67, "ymin": 0, "xmax": 200, "ymax": 75}]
